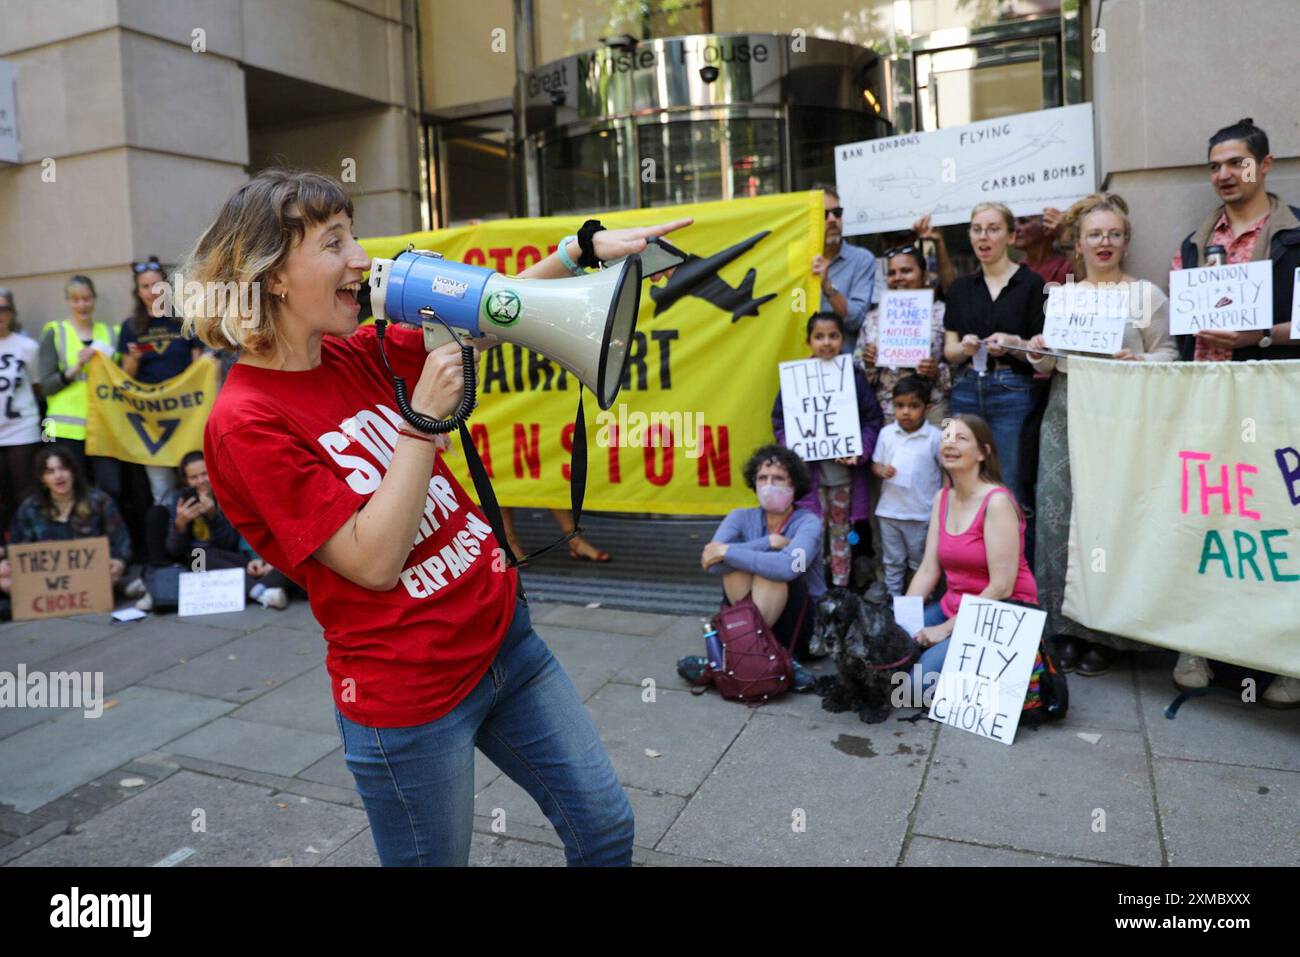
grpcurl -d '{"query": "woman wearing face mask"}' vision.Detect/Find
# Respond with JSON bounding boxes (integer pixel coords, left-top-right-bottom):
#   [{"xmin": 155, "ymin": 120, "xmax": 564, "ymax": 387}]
[
  {"xmin": 184, "ymin": 169, "xmax": 688, "ymax": 867},
  {"xmin": 698, "ymin": 445, "xmax": 824, "ymax": 691},
  {"xmin": 0, "ymin": 289, "xmax": 42, "ymax": 537},
  {"xmin": 35, "ymin": 276, "xmax": 122, "ymax": 498},
  {"xmin": 118, "ymin": 257, "xmax": 206, "ymax": 505},
  {"xmin": 1024, "ymin": 194, "xmax": 1176, "ymax": 677},
  {"xmin": 855, "ymin": 244, "xmax": 952, "ymax": 426},
  {"xmin": 941, "ymin": 203, "xmax": 1046, "ymax": 509},
  {"xmin": 900, "ymin": 415, "xmax": 1038, "ymax": 702}
]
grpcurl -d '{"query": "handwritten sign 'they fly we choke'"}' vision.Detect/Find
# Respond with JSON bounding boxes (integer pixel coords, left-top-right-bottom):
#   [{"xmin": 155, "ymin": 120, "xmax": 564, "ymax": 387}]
[{"xmin": 778, "ymin": 355, "xmax": 862, "ymax": 463}]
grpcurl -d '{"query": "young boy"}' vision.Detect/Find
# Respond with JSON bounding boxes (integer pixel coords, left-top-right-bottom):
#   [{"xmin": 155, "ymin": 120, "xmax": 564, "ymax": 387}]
[{"xmin": 870, "ymin": 377, "xmax": 943, "ymax": 595}]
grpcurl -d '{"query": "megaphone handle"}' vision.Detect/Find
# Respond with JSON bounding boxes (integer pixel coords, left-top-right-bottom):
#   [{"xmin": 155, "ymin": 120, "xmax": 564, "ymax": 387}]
[{"xmin": 374, "ymin": 319, "xmax": 477, "ymax": 434}]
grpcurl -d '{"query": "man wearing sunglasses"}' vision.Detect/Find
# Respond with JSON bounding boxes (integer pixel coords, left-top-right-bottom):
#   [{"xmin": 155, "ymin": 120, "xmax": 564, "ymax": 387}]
[{"xmin": 812, "ymin": 184, "xmax": 876, "ymax": 355}]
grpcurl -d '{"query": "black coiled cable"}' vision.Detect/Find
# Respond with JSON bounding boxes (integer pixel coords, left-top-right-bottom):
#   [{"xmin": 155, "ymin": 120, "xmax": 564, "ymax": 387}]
[{"xmin": 373, "ymin": 317, "xmax": 477, "ymax": 433}]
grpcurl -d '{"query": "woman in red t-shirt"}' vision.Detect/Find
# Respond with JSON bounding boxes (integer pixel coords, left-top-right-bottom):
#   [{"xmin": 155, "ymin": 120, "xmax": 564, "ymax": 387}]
[
  {"xmin": 902, "ymin": 413, "xmax": 1038, "ymax": 700},
  {"xmin": 181, "ymin": 169, "xmax": 689, "ymax": 866}
]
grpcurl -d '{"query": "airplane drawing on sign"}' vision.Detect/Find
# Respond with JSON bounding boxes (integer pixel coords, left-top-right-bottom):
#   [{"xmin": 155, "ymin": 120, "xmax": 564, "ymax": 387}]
[
  {"xmin": 868, "ymin": 169, "xmax": 937, "ymax": 199},
  {"xmin": 647, "ymin": 231, "xmax": 778, "ymax": 322}
]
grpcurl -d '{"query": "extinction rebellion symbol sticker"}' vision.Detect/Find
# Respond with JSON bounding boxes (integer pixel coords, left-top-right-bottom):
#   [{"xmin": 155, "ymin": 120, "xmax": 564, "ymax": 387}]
[{"xmin": 485, "ymin": 289, "xmax": 522, "ymax": 326}]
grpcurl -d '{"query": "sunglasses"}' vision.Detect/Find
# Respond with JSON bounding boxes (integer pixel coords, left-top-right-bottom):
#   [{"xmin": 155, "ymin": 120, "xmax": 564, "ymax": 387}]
[
  {"xmin": 825, "ymin": 207, "xmax": 844, "ymax": 220},
  {"xmin": 132, "ymin": 260, "xmax": 163, "ymax": 274},
  {"xmin": 884, "ymin": 243, "xmax": 920, "ymax": 260}
]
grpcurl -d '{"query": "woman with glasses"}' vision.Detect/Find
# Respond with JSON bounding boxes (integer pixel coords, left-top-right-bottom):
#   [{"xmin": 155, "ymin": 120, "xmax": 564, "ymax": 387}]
[
  {"xmin": 1024, "ymin": 193, "xmax": 1176, "ymax": 677},
  {"xmin": 118, "ymin": 257, "xmax": 206, "ymax": 504},
  {"xmin": 941, "ymin": 202, "xmax": 1046, "ymax": 509},
  {"xmin": 0, "ymin": 289, "xmax": 42, "ymax": 536}
]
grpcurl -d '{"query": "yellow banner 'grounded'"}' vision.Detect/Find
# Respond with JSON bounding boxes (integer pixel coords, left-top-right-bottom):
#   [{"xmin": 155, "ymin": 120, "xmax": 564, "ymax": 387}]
[{"xmin": 84, "ymin": 353, "xmax": 218, "ymax": 468}]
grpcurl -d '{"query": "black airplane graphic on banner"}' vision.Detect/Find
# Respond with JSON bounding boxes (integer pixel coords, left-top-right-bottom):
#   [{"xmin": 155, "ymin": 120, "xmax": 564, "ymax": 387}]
[{"xmin": 646, "ymin": 232, "xmax": 778, "ymax": 322}]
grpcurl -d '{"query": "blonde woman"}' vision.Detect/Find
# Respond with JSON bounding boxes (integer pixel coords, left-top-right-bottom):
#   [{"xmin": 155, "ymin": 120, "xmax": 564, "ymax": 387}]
[
  {"xmin": 1025, "ymin": 193, "xmax": 1176, "ymax": 677},
  {"xmin": 941, "ymin": 202, "xmax": 1046, "ymax": 509},
  {"xmin": 183, "ymin": 169, "xmax": 690, "ymax": 866}
]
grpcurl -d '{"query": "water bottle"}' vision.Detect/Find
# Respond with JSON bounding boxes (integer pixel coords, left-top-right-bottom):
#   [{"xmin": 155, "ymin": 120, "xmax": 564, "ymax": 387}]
[{"xmin": 703, "ymin": 621, "xmax": 724, "ymax": 671}]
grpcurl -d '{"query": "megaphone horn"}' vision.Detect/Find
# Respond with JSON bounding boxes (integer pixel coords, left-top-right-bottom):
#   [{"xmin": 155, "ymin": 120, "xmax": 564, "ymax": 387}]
[{"xmin": 369, "ymin": 248, "xmax": 643, "ymax": 413}]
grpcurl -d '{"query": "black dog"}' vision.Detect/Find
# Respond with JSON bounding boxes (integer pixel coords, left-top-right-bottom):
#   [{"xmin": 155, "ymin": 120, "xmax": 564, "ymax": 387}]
[{"xmin": 812, "ymin": 584, "xmax": 919, "ymax": 724}]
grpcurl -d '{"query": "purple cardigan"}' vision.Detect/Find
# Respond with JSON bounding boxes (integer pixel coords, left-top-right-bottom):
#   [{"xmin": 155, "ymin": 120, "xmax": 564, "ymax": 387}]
[{"xmin": 772, "ymin": 365, "xmax": 883, "ymax": 524}]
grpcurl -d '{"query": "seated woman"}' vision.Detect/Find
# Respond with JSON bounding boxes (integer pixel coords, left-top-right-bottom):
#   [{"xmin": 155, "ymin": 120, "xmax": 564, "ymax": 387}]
[
  {"xmin": 902, "ymin": 414, "xmax": 1038, "ymax": 700},
  {"xmin": 694, "ymin": 445, "xmax": 824, "ymax": 690},
  {"xmin": 1, "ymin": 445, "xmax": 131, "ymax": 595}
]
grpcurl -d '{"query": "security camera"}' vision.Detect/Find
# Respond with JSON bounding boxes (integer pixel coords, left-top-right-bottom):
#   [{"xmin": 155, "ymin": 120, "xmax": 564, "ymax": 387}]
[
  {"xmin": 549, "ymin": 89, "xmax": 565, "ymax": 107},
  {"xmin": 699, "ymin": 65, "xmax": 719, "ymax": 83}
]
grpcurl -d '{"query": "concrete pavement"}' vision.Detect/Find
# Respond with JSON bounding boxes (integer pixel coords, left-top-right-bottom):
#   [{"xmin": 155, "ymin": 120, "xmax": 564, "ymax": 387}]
[{"xmin": 1, "ymin": 599, "xmax": 1297, "ymax": 867}]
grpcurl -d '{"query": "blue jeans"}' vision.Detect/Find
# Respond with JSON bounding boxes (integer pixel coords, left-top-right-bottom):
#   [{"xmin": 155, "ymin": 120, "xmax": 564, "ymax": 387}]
[
  {"xmin": 949, "ymin": 368, "xmax": 1037, "ymax": 507},
  {"xmin": 334, "ymin": 598, "xmax": 634, "ymax": 866},
  {"xmin": 905, "ymin": 600, "xmax": 950, "ymax": 704}
]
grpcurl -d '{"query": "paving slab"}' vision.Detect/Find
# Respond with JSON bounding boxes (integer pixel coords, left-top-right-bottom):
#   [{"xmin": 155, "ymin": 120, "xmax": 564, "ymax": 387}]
[
  {"xmin": 299, "ymin": 747, "xmax": 353, "ymax": 790},
  {"xmin": 0, "ymin": 616, "xmax": 121, "ymax": 670},
  {"xmin": 915, "ymin": 723, "xmax": 1161, "ymax": 866},
  {"xmin": 25, "ymin": 617, "xmax": 239, "ymax": 696},
  {"xmin": 8, "ymin": 770, "xmax": 367, "ymax": 867},
  {"xmin": 533, "ymin": 624, "xmax": 655, "ymax": 701},
  {"xmin": 142, "ymin": 626, "xmax": 324, "ymax": 703},
  {"xmin": 230, "ymin": 664, "xmax": 335, "ymax": 735},
  {"xmin": 613, "ymin": 625, "xmax": 713, "ymax": 691},
  {"xmin": 658, "ymin": 710, "xmax": 935, "ymax": 865},
  {"xmin": 1153, "ymin": 758, "xmax": 1300, "ymax": 866},
  {"xmin": 163, "ymin": 717, "xmax": 340, "ymax": 777},
  {"xmin": 903, "ymin": 835, "xmax": 1105, "ymax": 866},
  {"xmin": 535, "ymin": 604, "xmax": 675, "ymax": 636},
  {"xmin": 318, "ymin": 829, "xmax": 380, "ymax": 867},
  {"xmin": 265, "ymin": 601, "xmax": 323, "ymax": 634},
  {"xmin": 582, "ymin": 683, "xmax": 750, "ymax": 797},
  {"xmin": 0, "ymin": 686, "xmax": 234, "ymax": 813},
  {"xmin": 469, "ymin": 832, "xmax": 566, "ymax": 866},
  {"xmin": 473, "ymin": 771, "xmax": 686, "ymax": 849},
  {"xmin": 0, "ymin": 704, "xmax": 77, "ymax": 740},
  {"xmin": 1134, "ymin": 660, "xmax": 1300, "ymax": 772},
  {"xmin": 1057, "ymin": 660, "xmax": 1145, "ymax": 732}
]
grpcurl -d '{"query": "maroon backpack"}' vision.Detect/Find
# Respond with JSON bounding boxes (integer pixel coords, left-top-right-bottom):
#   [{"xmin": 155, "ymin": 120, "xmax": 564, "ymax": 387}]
[{"xmin": 693, "ymin": 595, "xmax": 804, "ymax": 703}]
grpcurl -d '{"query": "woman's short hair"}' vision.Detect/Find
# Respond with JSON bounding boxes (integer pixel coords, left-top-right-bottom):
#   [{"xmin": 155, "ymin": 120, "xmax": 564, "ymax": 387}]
[
  {"xmin": 742, "ymin": 444, "xmax": 811, "ymax": 501},
  {"xmin": 0, "ymin": 287, "xmax": 17, "ymax": 332},
  {"xmin": 805, "ymin": 311, "xmax": 844, "ymax": 338},
  {"xmin": 969, "ymin": 202, "xmax": 1015, "ymax": 232},
  {"xmin": 180, "ymin": 169, "xmax": 355, "ymax": 355}
]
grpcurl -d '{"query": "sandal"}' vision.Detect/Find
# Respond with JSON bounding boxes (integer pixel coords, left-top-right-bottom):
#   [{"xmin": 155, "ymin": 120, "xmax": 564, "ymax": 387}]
[{"xmin": 568, "ymin": 536, "xmax": 612, "ymax": 562}]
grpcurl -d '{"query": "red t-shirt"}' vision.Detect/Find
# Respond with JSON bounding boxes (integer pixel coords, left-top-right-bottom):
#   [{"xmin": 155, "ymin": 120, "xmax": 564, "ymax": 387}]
[{"xmin": 204, "ymin": 323, "xmax": 519, "ymax": 728}]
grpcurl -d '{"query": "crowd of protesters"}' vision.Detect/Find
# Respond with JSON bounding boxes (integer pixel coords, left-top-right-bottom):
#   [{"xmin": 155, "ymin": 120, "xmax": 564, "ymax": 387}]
[
  {"xmin": 699, "ymin": 117, "xmax": 1298, "ymax": 709},
  {"xmin": 0, "ymin": 261, "xmax": 299, "ymax": 618}
]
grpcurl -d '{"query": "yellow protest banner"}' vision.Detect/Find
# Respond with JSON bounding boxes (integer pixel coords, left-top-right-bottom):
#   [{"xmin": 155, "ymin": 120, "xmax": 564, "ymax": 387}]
[
  {"xmin": 1063, "ymin": 358, "xmax": 1300, "ymax": 677},
  {"xmin": 84, "ymin": 353, "xmax": 218, "ymax": 467},
  {"xmin": 360, "ymin": 191, "xmax": 823, "ymax": 514}
]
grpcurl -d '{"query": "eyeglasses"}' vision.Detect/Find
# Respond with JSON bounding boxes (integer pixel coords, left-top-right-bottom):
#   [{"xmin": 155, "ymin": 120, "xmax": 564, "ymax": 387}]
[
  {"xmin": 1082, "ymin": 230, "xmax": 1127, "ymax": 246},
  {"xmin": 969, "ymin": 225, "xmax": 1006, "ymax": 238},
  {"xmin": 825, "ymin": 207, "xmax": 844, "ymax": 220},
  {"xmin": 132, "ymin": 260, "xmax": 163, "ymax": 274}
]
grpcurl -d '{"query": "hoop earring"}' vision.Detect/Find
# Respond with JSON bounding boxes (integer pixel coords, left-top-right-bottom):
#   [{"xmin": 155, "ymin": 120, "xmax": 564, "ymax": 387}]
[{"xmin": 279, "ymin": 292, "xmax": 288, "ymax": 304}]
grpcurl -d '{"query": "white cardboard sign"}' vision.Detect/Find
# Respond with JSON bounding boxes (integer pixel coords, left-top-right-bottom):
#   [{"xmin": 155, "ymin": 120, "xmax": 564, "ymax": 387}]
[
  {"xmin": 1168, "ymin": 260, "xmax": 1273, "ymax": 336},
  {"xmin": 927, "ymin": 595, "xmax": 1046, "ymax": 745},
  {"xmin": 1043, "ymin": 282, "xmax": 1132, "ymax": 354},
  {"xmin": 178, "ymin": 568, "xmax": 246, "ymax": 617},
  {"xmin": 876, "ymin": 289, "xmax": 935, "ymax": 368},
  {"xmin": 835, "ymin": 103, "xmax": 1096, "ymax": 236},
  {"xmin": 778, "ymin": 355, "xmax": 862, "ymax": 463}
]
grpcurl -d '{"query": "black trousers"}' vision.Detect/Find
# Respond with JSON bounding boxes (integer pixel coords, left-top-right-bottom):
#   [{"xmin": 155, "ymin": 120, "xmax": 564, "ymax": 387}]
[{"xmin": 143, "ymin": 505, "xmax": 297, "ymax": 596}]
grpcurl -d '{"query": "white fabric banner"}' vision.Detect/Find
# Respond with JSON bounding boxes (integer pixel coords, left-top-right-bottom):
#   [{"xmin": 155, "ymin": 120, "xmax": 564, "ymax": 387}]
[{"xmin": 1062, "ymin": 358, "xmax": 1300, "ymax": 677}]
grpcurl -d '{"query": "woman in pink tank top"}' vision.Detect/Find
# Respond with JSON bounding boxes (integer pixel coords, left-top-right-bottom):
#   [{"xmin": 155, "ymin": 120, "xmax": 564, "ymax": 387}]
[{"xmin": 902, "ymin": 414, "xmax": 1038, "ymax": 700}]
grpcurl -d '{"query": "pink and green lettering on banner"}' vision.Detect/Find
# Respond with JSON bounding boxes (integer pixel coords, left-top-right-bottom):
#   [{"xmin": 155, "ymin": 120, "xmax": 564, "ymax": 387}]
[{"xmin": 1062, "ymin": 358, "xmax": 1300, "ymax": 677}]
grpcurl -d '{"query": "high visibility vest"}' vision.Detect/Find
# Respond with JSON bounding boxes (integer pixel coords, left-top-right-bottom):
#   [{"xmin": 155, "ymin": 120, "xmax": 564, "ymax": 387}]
[{"xmin": 42, "ymin": 319, "xmax": 118, "ymax": 441}]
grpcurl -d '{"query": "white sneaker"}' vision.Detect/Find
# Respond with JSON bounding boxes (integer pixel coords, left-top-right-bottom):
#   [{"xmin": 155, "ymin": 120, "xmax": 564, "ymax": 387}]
[
  {"xmin": 124, "ymin": 577, "xmax": 148, "ymax": 599},
  {"xmin": 1173, "ymin": 653, "xmax": 1212, "ymax": 690},
  {"xmin": 257, "ymin": 587, "xmax": 287, "ymax": 610},
  {"xmin": 134, "ymin": 593, "xmax": 153, "ymax": 612},
  {"xmin": 1262, "ymin": 675, "xmax": 1300, "ymax": 709}
]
